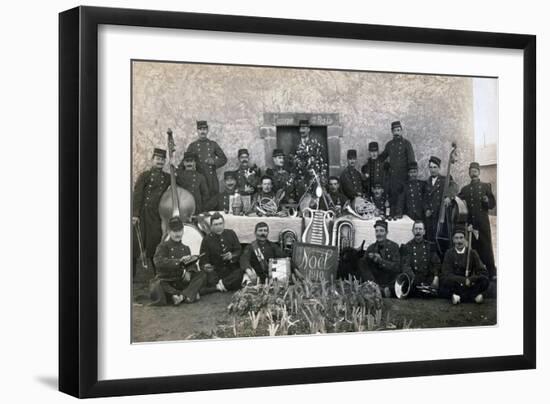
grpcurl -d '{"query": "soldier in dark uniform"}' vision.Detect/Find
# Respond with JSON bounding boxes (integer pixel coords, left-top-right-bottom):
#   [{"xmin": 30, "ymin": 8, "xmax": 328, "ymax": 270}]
[
  {"xmin": 149, "ymin": 217, "xmax": 207, "ymax": 305},
  {"xmin": 361, "ymin": 141, "xmax": 387, "ymax": 197},
  {"xmin": 252, "ymin": 175, "xmax": 279, "ymax": 215},
  {"xmin": 235, "ymin": 148, "xmax": 261, "ymax": 197},
  {"xmin": 424, "ymin": 156, "xmax": 458, "ymax": 243},
  {"xmin": 379, "ymin": 121, "xmax": 416, "ymax": 209},
  {"xmin": 292, "ymin": 119, "xmax": 328, "ymax": 200},
  {"xmin": 440, "ymin": 225, "xmax": 489, "ymax": 304},
  {"xmin": 320, "ymin": 176, "xmax": 348, "ymax": 212},
  {"xmin": 457, "ymin": 162, "xmax": 497, "ymax": 279},
  {"xmin": 199, "ymin": 213, "xmax": 244, "ymax": 293},
  {"xmin": 186, "ymin": 120, "xmax": 227, "ymax": 199},
  {"xmin": 340, "ymin": 149, "xmax": 367, "ymax": 200},
  {"xmin": 206, "ymin": 171, "xmax": 237, "ymax": 212},
  {"xmin": 359, "ymin": 220, "xmax": 402, "ymax": 297},
  {"xmin": 265, "ymin": 148, "xmax": 297, "ymax": 203},
  {"xmin": 371, "ymin": 182, "xmax": 391, "ymax": 218},
  {"xmin": 240, "ymin": 222, "xmax": 286, "ymax": 283},
  {"xmin": 132, "ymin": 148, "xmax": 170, "ymax": 276},
  {"xmin": 175, "ymin": 151, "xmax": 209, "ymax": 214},
  {"xmin": 401, "ymin": 221, "xmax": 441, "ymax": 293},
  {"xmin": 395, "ymin": 161, "xmax": 427, "ymax": 220}
]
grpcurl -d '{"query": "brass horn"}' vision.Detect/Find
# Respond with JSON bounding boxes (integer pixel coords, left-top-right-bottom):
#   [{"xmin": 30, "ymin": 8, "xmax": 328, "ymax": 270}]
[{"xmin": 332, "ymin": 219, "xmax": 355, "ymax": 253}]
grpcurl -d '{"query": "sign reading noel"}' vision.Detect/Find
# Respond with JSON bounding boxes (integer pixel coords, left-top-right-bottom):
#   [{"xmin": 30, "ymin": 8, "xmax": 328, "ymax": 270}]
[{"xmin": 292, "ymin": 242, "xmax": 339, "ymax": 282}]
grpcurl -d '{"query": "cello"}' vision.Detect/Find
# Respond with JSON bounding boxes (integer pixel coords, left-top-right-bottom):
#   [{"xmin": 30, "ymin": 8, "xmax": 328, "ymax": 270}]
[{"xmin": 158, "ymin": 129, "xmax": 196, "ymax": 234}]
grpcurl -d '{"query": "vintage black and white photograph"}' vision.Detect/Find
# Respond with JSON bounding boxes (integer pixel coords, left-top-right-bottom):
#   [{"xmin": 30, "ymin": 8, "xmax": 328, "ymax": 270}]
[{"xmin": 130, "ymin": 60, "xmax": 498, "ymax": 342}]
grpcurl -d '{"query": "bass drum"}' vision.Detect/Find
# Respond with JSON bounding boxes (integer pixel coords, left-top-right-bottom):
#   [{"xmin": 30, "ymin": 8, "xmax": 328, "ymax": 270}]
[{"xmin": 164, "ymin": 223, "xmax": 204, "ymax": 255}]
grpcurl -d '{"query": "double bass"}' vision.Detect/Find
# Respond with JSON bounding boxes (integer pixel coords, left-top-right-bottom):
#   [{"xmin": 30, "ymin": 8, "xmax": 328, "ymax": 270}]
[
  {"xmin": 158, "ymin": 129, "xmax": 196, "ymax": 234},
  {"xmin": 435, "ymin": 142, "xmax": 468, "ymax": 255}
]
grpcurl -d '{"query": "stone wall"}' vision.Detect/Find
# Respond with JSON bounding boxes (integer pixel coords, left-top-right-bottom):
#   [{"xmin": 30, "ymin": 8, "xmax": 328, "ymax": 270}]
[{"xmin": 132, "ymin": 61, "xmax": 475, "ymax": 188}]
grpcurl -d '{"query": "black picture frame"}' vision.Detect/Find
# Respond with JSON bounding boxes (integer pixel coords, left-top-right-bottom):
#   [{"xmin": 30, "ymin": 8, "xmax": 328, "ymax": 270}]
[{"xmin": 59, "ymin": 6, "xmax": 536, "ymax": 398}]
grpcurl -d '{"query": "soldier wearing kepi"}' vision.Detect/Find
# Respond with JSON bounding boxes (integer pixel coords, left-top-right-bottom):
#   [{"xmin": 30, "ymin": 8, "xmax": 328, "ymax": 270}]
[
  {"xmin": 199, "ymin": 213, "xmax": 244, "ymax": 293},
  {"xmin": 401, "ymin": 220, "xmax": 441, "ymax": 294},
  {"xmin": 440, "ymin": 225, "xmax": 489, "ymax": 305},
  {"xmin": 132, "ymin": 148, "xmax": 170, "ymax": 276},
  {"xmin": 361, "ymin": 141, "xmax": 387, "ymax": 197},
  {"xmin": 206, "ymin": 170, "xmax": 238, "ymax": 212},
  {"xmin": 240, "ymin": 222, "xmax": 286, "ymax": 283},
  {"xmin": 424, "ymin": 155, "xmax": 458, "ymax": 243},
  {"xmin": 265, "ymin": 148, "xmax": 296, "ymax": 203},
  {"xmin": 395, "ymin": 161, "xmax": 427, "ymax": 220},
  {"xmin": 150, "ymin": 217, "xmax": 207, "ymax": 305},
  {"xmin": 175, "ymin": 151, "xmax": 209, "ymax": 214},
  {"xmin": 379, "ymin": 121, "xmax": 416, "ymax": 209},
  {"xmin": 457, "ymin": 162, "xmax": 497, "ymax": 279},
  {"xmin": 359, "ymin": 220, "xmax": 402, "ymax": 297},
  {"xmin": 186, "ymin": 120, "xmax": 227, "ymax": 199},
  {"xmin": 235, "ymin": 148, "xmax": 260, "ymax": 197},
  {"xmin": 340, "ymin": 149, "xmax": 367, "ymax": 200}
]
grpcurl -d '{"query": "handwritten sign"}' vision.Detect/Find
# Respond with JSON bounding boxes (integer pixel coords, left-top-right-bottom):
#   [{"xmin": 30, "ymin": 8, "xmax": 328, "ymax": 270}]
[{"xmin": 292, "ymin": 242, "xmax": 339, "ymax": 282}]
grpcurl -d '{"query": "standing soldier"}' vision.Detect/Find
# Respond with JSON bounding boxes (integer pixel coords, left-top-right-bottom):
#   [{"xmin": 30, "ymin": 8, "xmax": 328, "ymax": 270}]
[
  {"xmin": 206, "ymin": 171, "xmax": 238, "ymax": 212},
  {"xmin": 265, "ymin": 148, "xmax": 296, "ymax": 203},
  {"xmin": 361, "ymin": 141, "xmax": 387, "ymax": 197},
  {"xmin": 186, "ymin": 120, "xmax": 227, "ymax": 199},
  {"xmin": 234, "ymin": 148, "xmax": 261, "ymax": 197},
  {"xmin": 132, "ymin": 148, "xmax": 170, "ymax": 275},
  {"xmin": 292, "ymin": 119, "xmax": 328, "ymax": 200},
  {"xmin": 395, "ymin": 161, "xmax": 427, "ymax": 220},
  {"xmin": 379, "ymin": 121, "xmax": 415, "ymax": 209},
  {"xmin": 457, "ymin": 162, "xmax": 497, "ymax": 280},
  {"xmin": 340, "ymin": 149, "xmax": 367, "ymax": 200},
  {"xmin": 424, "ymin": 156, "xmax": 458, "ymax": 243},
  {"xmin": 175, "ymin": 151, "xmax": 209, "ymax": 214}
]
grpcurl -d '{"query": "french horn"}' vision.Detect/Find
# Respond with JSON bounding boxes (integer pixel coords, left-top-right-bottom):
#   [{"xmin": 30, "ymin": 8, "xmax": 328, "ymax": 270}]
[{"xmin": 344, "ymin": 197, "xmax": 377, "ymax": 220}]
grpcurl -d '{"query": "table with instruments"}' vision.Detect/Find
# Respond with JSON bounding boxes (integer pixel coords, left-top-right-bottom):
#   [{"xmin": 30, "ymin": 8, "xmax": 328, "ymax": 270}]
[
  {"xmin": 334, "ymin": 214, "xmax": 414, "ymax": 248},
  {"xmin": 220, "ymin": 212, "xmax": 304, "ymax": 244}
]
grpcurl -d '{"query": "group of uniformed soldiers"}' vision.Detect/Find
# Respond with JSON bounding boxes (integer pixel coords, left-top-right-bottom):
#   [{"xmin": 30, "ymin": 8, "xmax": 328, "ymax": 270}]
[{"xmin": 134, "ymin": 118, "xmax": 497, "ymax": 306}]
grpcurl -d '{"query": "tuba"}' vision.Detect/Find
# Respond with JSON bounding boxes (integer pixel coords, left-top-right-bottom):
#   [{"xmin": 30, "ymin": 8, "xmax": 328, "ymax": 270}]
[
  {"xmin": 332, "ymin": 219, "xmax": 355, "ymax": 253},
  {"xmin": 279, "ymin": 229, "xmax": 298, "ymax": 257}
]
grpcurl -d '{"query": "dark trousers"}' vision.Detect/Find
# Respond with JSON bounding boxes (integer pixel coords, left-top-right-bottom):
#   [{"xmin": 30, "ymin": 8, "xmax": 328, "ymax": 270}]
[
  {"xmin": 440, "ymin": 275, "xmax": 489, "ymax": 302},
  {"xmin": 149, "ymin": 272, "xmax": 207, "ymax": 305},
  {"xmin": 199, "ymin": 267, "xmax": 244, "ymax": 295}
]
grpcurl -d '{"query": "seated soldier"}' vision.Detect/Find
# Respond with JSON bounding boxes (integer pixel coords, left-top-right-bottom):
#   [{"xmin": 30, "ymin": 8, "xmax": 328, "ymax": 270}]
[
  {"xmin": 320, "ymin": 176, "xmax": 348, "ymax": 213},
  {"xmin": 205, "ymin": 170, "xmax": 238, "ymax": 212},
  {"xmin": 240, "ymin": 222, "xmax": 286, "ymax": 283},
  {"xmin": 252, "ymin": 175, "xmax": 280, "ymax": 216},
  {"xmin": 440, "ymin": 225, "xmax": 490, "ymax": 304},
  {"xmin": 199, "ymin": 212, "xmax": 244, "ymax": 293},
  {"xmin": 150, "ymin": 217, "xmax": 207, "ymax": 305},
  {"xmin": 400, "ymin": 221, "xmax": 441, "ymax": 295},
  {"xmin": 359, "ymin": 220, "xmax": 401, "ymax": 297},
  {"xmin": 175, "ymin": 151, "xmax": 209, "ymax": 213},
  {"xmin": 371, "ymin": 182, "xmax": 391, "ymax": 218}
]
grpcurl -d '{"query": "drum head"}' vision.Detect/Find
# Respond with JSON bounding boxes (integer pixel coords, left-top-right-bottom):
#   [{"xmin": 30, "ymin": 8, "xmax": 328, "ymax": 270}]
[{"xmin": 164, "ymin": 224, "xmax": 204, "ymax": 255}]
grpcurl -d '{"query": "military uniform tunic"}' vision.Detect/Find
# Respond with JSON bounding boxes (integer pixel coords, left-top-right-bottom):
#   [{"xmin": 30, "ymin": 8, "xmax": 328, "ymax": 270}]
[
  {"xmin": 132, "ymin": 168, "xmax": 170, "ymax": 260},
  {"xmin": 340, "ymin": 166, "xmax": 367, "ymax": 200},
  {"xmin": 206, "ymin": 190, "xmax": 233, "ymax": 212},
  {"xmin": 371, "ymin": 194, "xmax": 390, "ymax": 217},
  {"xmin": 319, "ymin": 190, "xmax": 348, "ymax": 211},
  {"xmin": 235, "ymin": 166, "xmax": 261, "ymax": 196},
  {"xmin": 361, "ymin": 157, "xmax": 387, "ymax": 196},
  {"xmin": 440, "ymin": 247, "xmax": 489, "ymax": 300},
  {"xmin": 379, "ymin": 137, "xmax": 415, "ymax": 205},
  {"xmin": 424, "ymin": 175, "xmax": 458, "ymax": 243},
  {"xmin": 199, "ymin": 229, "xmax": 243, "ymax": 291},
  {"xmin": 265, "ymin": 167, "xmax": 296, "ymax": 202},
  {"xmin": 186, "ymin": 138, "xmax": 227, "ymax": 198},
  {"xmin": 396, "ymin": 179, "xmax": 427, "ymax": 220},
  {"xmin": 458, "ymin": 180, "xmax": 497, "ymax": 277},
  {"xmin": 175, "ymin": 168, "xmax": 209, "ymax": 213},
  {"xmin": 359, "ymin": 239, "xmax": 401, "ymax": 287},
  {"xmin": 240, "ymin": 240, "xmax": 286, "ymax": 282},
  {"xmin": 401, "ymin": 238, "xmax": 441, "ymax": 285},
  {"xmin": 150, "ymin": 238, "xmax": 207, "ymax": 305}
]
